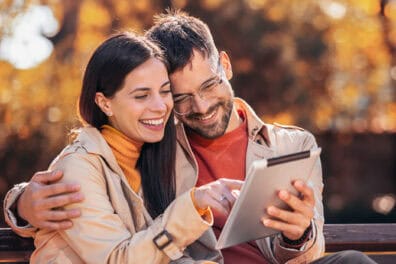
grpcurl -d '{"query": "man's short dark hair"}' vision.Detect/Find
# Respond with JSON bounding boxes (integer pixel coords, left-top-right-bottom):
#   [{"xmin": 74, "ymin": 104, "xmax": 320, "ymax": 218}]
[{"xmin": 146, "ymin": 9, "xmax": 218, "ymax": 73}]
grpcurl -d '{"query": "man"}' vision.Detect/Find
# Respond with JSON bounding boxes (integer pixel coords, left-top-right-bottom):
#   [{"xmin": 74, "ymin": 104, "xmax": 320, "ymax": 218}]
[{"xmin": 5, "ymin": 10, "xmax": 375, "ymax": 264}]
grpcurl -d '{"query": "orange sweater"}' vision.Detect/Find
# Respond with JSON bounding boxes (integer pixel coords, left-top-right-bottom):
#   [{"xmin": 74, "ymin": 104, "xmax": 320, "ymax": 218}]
[
  {"xmin": 101, "ymin": 125, "xmax": 209, "ymax": 219},
  {"xmin": 188, "ymin": 110, "xmax": 269, "ymax": 264},
  {"xmin": 101, "ymin": 125, "xmax": 143, "ymax": 193}
]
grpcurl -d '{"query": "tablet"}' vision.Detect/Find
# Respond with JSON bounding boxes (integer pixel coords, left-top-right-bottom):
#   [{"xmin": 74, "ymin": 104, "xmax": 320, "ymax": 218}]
[{"xmin": 216, "ymin": 148, "xmax": 321, "ymax": 249}]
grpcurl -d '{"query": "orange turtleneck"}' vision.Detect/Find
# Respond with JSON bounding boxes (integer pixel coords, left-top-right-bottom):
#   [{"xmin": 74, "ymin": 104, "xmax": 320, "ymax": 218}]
[
  {"xmin": 100, "ymin": 125, "xmax": 143, "ymax": 193},
  {"xmin": 100, "ymin": 124, "xmax": 210, "ymax": 219}
]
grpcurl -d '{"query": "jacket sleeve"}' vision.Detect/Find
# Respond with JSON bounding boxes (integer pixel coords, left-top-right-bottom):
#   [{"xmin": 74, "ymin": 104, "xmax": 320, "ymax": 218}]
[
  {"xmin": 274, "ymin": 131, "xmax": 325, "ymax": 263},
  {"xmin": 3, "ymin": 182, "xmax": 37, "ymax": 238},
  {"xmin": 53, "ymin": 153, "xmax": 213, "ymax": 264},
  {"xmin": 256, "ymin": 131, "xmax": 325, "ymax": 263}
]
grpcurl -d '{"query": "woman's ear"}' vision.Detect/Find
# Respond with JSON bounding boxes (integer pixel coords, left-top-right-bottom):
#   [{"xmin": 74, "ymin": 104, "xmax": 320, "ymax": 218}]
[
  {"xmin": 219, "ymin": 51, "xmax": 233, "ymax": 80},
  {"xmin": 95, "ymin": 92, "xmax": 113, "ymax": 117}
]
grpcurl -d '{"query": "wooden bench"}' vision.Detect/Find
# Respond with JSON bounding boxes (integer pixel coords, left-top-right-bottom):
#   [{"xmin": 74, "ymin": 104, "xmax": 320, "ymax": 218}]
[
  {"xmin": 323, "ymin": 223, "xmax": 396, "ymax": 263},
  {"xmin": 1, "ymin": 224, "xmax": 395, "ymax": 263}
]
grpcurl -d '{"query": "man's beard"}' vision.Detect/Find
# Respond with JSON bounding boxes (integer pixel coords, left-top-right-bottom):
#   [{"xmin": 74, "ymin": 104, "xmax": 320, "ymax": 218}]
[{"xmin": 184, "ymin": 99, "xmax": 233, "ymax": 139}]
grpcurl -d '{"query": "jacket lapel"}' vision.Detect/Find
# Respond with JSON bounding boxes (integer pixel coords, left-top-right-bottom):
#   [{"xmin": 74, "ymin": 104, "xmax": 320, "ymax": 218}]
[{"xmin": 76, "ymin": 127, "xmax": 148, "ymax": 231}]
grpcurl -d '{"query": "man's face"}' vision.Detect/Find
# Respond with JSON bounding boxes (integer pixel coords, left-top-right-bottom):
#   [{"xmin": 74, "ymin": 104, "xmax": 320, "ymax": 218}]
[{"xmin": 169, "ymin": 50, "xmax": 234, "ymax": 139}]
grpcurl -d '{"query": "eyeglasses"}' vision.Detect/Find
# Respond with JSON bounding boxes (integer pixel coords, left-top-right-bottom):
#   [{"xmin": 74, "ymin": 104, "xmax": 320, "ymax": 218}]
[{"xmin": 172, "ymin": 68, "xmax": 225, "ymax": 116}]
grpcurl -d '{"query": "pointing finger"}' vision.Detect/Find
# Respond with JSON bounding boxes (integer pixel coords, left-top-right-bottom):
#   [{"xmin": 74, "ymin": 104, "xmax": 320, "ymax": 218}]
[{"xmin": 219, "ymin": 178, "xmax": 244, "ymax": 191}]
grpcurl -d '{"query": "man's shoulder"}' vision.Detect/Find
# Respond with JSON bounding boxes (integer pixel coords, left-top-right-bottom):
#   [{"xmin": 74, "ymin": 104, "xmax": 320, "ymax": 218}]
[
  {"xmin": 269, "ymin": 122, "xmax": 317, "ymax": 150},
  {"xmin": 272, "ymin": 122, "xmax": 305, "ymax": 131}
]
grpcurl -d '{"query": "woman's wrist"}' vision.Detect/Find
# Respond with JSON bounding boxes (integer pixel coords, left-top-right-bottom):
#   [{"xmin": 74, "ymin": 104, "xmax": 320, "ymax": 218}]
[{"xmin": 190, "ymin": 187, "xmax": 210, "ymax": 216}]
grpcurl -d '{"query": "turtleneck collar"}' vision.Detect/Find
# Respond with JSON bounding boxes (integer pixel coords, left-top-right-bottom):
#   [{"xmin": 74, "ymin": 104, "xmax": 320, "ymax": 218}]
[{"xmin": 100, "ymin": 124, "xmax": 143, "ymax": 192}]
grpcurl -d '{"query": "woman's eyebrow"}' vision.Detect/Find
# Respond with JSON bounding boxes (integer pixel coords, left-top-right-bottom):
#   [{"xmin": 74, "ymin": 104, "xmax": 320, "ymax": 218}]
[
  {"xmin": 128, "ymin": 87, "xmax": 150, "ymax": 95},
  {"xmin": 129, "ymin": 81, "xmax": 170, "ymax": 94}
]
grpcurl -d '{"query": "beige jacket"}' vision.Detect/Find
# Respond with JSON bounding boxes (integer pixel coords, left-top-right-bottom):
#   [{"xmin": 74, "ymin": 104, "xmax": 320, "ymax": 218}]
[
  {"xmin": 5, "ymin": 127, "xmax": 219, "ymax": 263},
  {"xmin": 4, "ymin": 98, "xmax": 325, "ymax": 263}
]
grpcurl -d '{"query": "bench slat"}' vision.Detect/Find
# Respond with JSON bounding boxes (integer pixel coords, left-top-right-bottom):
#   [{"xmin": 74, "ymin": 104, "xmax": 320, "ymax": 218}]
[
  {"xmin": 0, "ymin": 229, "xmax": 33, "ymax": 251},
  {"xmin": 0, "ymin": 224, "xmax": 395, "ymax": 262},
  {"xmin": 324, "ymin": 223, "xmax": 396, "ymax": 252}
]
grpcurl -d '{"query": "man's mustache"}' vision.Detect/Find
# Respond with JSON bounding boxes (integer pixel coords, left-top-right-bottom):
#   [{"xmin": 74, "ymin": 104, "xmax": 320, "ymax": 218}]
[{"xmin": 186, "ymin": 102, "xmax": 223, "ymax": 119}]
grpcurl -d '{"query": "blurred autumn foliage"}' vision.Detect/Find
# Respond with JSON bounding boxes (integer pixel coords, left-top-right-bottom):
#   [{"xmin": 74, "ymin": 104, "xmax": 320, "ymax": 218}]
[{"xmin": 0, "ymin": 0, "xmax": 395, "ymax": 225}]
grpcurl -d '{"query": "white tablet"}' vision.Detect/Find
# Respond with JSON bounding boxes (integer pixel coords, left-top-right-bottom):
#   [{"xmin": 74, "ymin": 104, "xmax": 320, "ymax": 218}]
[{"xmin": 216, "ymin": 148, "xmax": 321, "ymax": 249}]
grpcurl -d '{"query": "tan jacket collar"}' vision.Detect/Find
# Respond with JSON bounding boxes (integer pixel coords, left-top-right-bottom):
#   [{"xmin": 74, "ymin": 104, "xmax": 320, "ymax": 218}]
[
  {"xmin": 233, "ymin": 98, "xmax": 272, "ymax": 146},
  {"xmin": 71, "ymin": 126, "xmax": 125, "ymax": 178}
]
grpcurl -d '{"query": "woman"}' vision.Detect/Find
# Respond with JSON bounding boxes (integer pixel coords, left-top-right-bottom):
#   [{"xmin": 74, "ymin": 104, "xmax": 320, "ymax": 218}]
[{"xmin": 30, "ymin": 32, "xmax": 220, "ymax": 263}]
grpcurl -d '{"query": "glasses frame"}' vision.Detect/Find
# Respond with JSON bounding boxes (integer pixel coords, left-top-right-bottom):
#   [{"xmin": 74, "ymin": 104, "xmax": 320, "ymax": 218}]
[{"xmin": 172, "ymin": 60, "xmax": 224, "ymax": 116}]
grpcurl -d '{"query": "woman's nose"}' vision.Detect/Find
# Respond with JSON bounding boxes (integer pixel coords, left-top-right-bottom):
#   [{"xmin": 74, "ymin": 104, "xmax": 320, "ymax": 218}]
[{"xmin": 150, "ymin": 94, "xmax": 168, "ymax": 112}]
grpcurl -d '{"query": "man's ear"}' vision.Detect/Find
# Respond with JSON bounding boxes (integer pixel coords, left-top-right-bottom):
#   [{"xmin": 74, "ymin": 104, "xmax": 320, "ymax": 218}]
[
  {"xmin": 219, "ymin": 51, "xmax": 233, "ymax": 80},
  {"xmin": 95, "ymin": 92, "xmax": 113, "ymax": 117}
]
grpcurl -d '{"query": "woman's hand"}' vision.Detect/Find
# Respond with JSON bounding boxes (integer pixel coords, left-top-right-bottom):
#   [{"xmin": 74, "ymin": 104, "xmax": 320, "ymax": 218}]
[{"xmin": 193, "ymin": 178, "xmax": 243, "ymax": 217}]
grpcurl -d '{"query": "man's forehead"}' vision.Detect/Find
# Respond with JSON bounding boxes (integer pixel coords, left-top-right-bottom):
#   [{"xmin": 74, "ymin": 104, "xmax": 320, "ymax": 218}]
[{"xmin": 171, "ymin": 52, "xmax": 214, "ymax": 79}]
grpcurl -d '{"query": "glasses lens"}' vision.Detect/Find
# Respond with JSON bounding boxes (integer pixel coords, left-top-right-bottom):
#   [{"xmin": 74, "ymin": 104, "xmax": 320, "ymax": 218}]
[
  {"xmin": 199, "ymin": 77, "xmax": 222, "ymax": 100},
  {"xmin": 173, "ymin": 100, "xmax": 190, "ymax": 115},
  {"xmin": 173, "ymin": 76, "xmax": 223, "ymax": 115}
]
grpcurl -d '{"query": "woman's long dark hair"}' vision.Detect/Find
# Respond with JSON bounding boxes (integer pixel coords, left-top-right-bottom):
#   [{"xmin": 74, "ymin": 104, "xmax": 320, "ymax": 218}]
[
  {"xmin": 137, "ymin": 113, "xmax": 176, "ymax": 218},
  {"xmin": 78, "ymin": 32, "xmax": 176, "ymax": 218}
]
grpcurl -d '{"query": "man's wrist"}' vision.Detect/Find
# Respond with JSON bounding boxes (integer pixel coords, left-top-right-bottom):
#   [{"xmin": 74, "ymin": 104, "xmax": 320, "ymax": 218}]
[
  {"xmin": 15, "ymin": 189, "xmax": 29, "ymax": 226},
  {"xmin": 280, "ymin": 223, "xmax": 312, "ymax": 249}
]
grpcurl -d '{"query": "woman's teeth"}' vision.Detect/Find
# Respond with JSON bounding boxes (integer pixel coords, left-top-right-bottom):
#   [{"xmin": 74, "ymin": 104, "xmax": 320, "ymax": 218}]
[{"xmin": 141, "ymin": 119, "xmax": 164, "ymax": 126}]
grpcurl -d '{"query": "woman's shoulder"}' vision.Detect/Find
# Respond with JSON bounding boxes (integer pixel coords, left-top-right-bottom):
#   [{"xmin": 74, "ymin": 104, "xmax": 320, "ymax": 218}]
[
  {"xmin": 51, "ymin": 126, "xmax": 106, "ymax": 165},
  {"xmin": 49, "ymin": 141, "xmax": 105, "ymax": 182}
]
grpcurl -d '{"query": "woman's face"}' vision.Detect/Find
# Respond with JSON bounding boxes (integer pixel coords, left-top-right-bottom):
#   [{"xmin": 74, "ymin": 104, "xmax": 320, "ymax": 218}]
[{"xmin": 99, "ymin": 58, "xmax": 173, "ymax": 143}]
